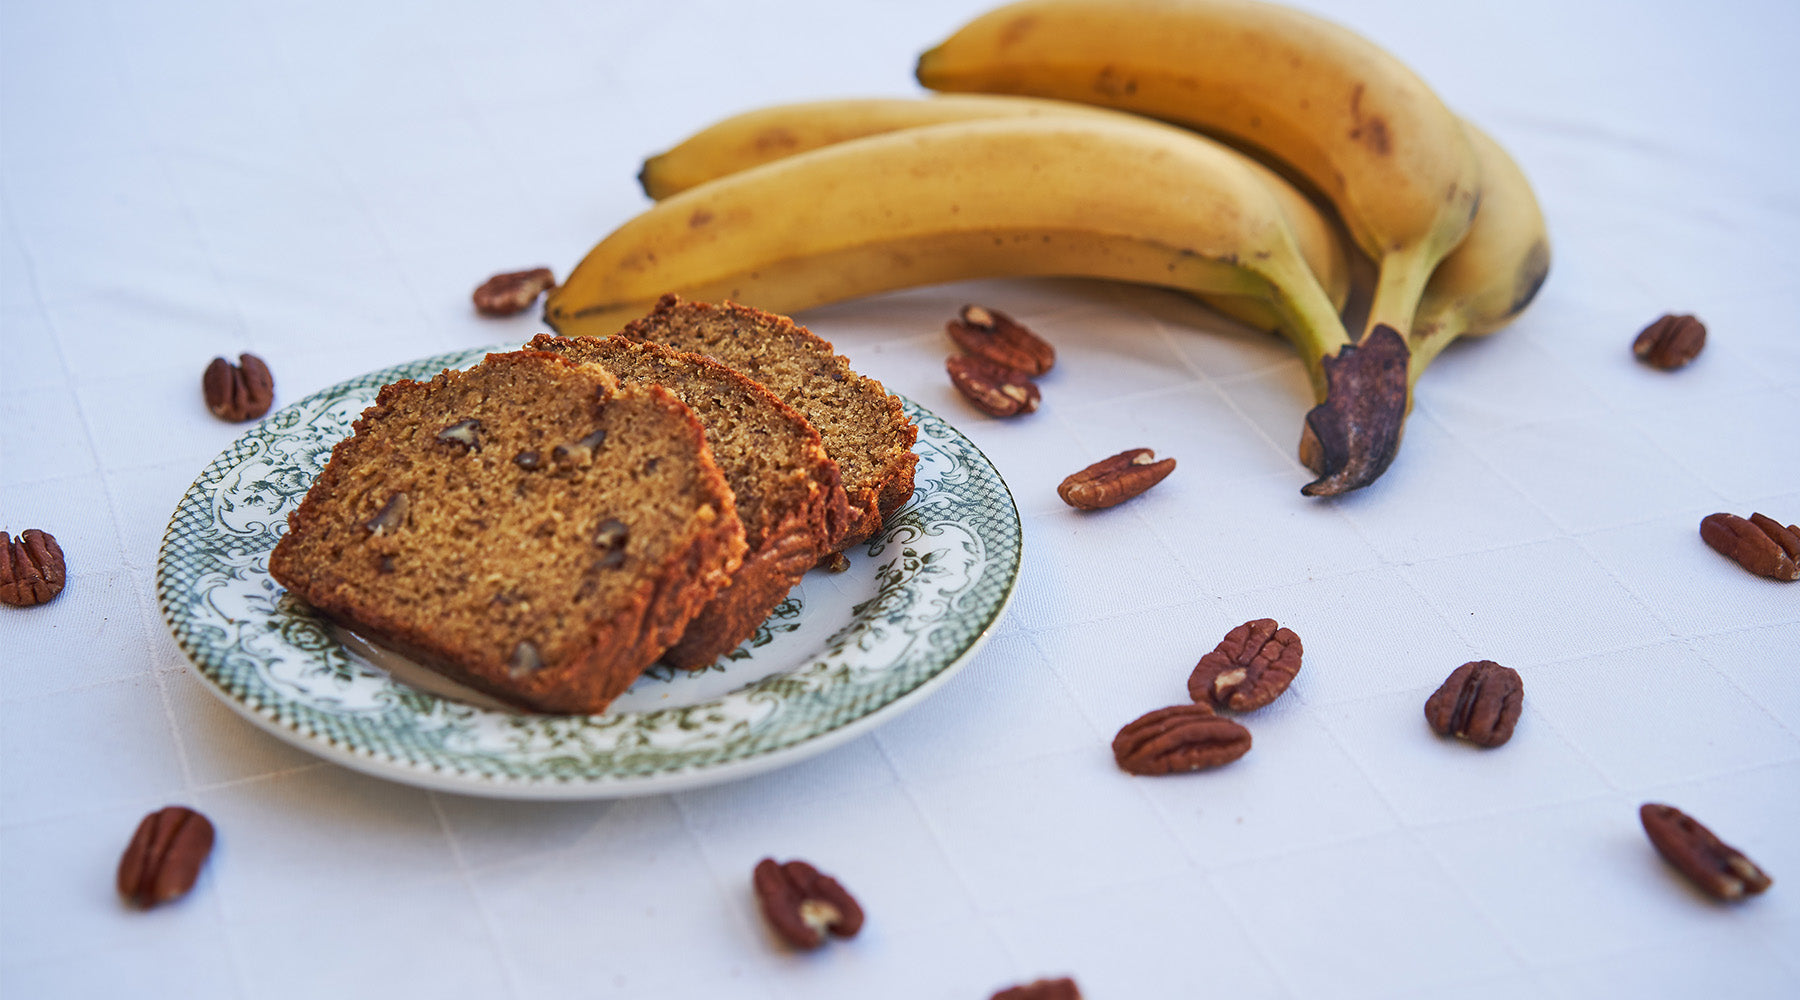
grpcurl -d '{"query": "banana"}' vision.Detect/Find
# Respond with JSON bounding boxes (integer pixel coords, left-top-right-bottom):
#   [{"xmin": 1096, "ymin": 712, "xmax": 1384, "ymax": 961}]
[
  {"xmin": 545, "ymin": 115, "xmax": 1354, "ymax": 391},
  {"xmin": 634, "ymin": 94, "xmax": 1350, "ymax": 318},
  {"xmin": 639, "ymin": 94, "xmax": 1125, "ymax": 199},
  {"xmin": 914, "ymin": 0, "xmax": 1481, "ymax": 342}
]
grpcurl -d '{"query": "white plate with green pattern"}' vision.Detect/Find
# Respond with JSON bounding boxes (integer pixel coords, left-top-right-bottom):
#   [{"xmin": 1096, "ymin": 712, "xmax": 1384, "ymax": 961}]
[{"xmin": 157, "ymin": 345, "xmax": 1021, "ymax": 799}]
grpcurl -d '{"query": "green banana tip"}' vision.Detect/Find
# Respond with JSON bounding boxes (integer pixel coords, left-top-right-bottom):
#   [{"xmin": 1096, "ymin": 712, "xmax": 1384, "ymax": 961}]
[{"xmin": 913, "ymin": 45, "xmax": 943, "ymax": 85}]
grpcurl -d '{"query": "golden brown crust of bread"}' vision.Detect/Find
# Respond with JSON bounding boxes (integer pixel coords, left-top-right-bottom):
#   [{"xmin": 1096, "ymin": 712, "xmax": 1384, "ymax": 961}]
[{"xmin": 268, "ymin": 349, "xmax": 746, "ymax": 713}]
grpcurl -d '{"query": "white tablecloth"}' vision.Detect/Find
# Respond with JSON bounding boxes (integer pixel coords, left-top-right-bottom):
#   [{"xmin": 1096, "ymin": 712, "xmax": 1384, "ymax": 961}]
[{"xmin": 3, "ymin": 0, "xmax": 1796, "ymax": 997}]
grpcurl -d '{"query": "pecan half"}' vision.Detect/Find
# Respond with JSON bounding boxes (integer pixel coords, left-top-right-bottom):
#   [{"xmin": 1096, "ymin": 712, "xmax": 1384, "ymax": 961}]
[
  {"xmin": 507, "ymin": 640, "xmax": 545, "ymax": 678},
  {"xmin": 992, "ymin": 978, "xmax": 1083, "ymax": 1000},
  {"xmin": 202, "ymin": 353, "xmax": 274, "ymax": 422},
  {"xmin": 1424, "ymin": 660, "xmax": 1523, "ymax": 747},
  {"xmin": 0, "ymin": 529, "xmax": 67, "ymax": 607},
  {"xmin": 364, "ymin": 492, "xmax": 410, "ymax": 536},
  {"xmin": 1632, "ymin": 314, "xmax": 1706, "ymax": 370},
  {"xmin": 1058, "ymin": 448, "xmax": 1175, "ymax": 510},
  {"xmin": 1640, "ymin": 803, "xmax": 1772, "ymax": 901},
  {"xmin": 1188, "ymin": 619, "xmax": 1303, "ymax": 712},
  {"xmin": 1700, "ymin": 512, "xmax": 1800, "ymax": 582},
  {"xmin": 948, "ymin": 304, "xmax": 1054, "ymax": 376},
  {"xmin": 118, "ymin": 806, "xmax": 215, "ymax": 908},
  {"xmin": 594, "ymin": 517, "xmax": 629, "ymax": 568},
  {"xmin": 1113, "ymin": 704, "xmax": 1251, "ymax": 775},
  {"xmin": 473, "ymin": 267, "xmax": 556, "ymax": 317},
  {"xmin": 436, "ymin": 418, "xmax": 483, "ymax": 451},
  {"xmin": 753, "ymin": 858, "xmax": 864, "ymax": 950},
  {"xmin": 553, "ymin": 428, "xmax": 608, "ymax": 467},
  {"xmin": 948, "ymin": 354, "xmax": 1040, "ymax": 417}
]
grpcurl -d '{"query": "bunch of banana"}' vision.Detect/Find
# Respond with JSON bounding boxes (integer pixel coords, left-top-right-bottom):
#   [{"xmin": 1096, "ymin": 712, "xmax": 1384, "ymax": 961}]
[
  {"xmin": 602, "ymin": 92, "xmax": 1547, "ymax": 490},
  {"xmin": 546, "ymin": 0, "xmax": 1550, "ymax": 495}
]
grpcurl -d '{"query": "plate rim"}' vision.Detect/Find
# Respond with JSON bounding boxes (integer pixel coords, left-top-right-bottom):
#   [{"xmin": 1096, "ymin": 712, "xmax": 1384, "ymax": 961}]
[{"xmin": 156, "ymin": 344, "xmax": 1021, "ymax": 799}]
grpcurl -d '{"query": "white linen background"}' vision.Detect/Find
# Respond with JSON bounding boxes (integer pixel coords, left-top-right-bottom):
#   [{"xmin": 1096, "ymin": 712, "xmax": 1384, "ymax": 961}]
[{"xmin": 2, "ymin": 0, "xmax": 1797, "ymax": 997}]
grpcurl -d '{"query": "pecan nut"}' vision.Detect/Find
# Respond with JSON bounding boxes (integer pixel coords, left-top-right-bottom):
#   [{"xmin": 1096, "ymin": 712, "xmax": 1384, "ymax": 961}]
[
  {"xmin": 435, "ymin": 418, "xmax": 484, "ymax": 451},
  {"xmin": 1424, "ymin": 660, "xmax": 1523, "ymax": 747},
  {"xmin": 118, "ymin": 805, "xmax": 215, "ymax": 908},
  {"xmin": 1700, "ymin": 512, "xmax": 1800, "ymax": 582},
  {"xmin": 753, "ymin": 858, "xmax": 864, "ymax": 950},
  {"xmin": 992, "ymin": 978, "xmax": 1083, "ymax": 1000},
  {"xmin": 202, "ymin": 353, "xmax": 274, "ymax": 422},
  {"xmin": 1640, "ymin": 803, "xmax": 1772, "ymax": 901},
  {"xmin": 1113, "ymin": 704, "xmax": 1251, "ymax": 775},
  {"xmin": 948, "ymin": 304, "xmax": 1054, "ymax": 375},
  {"xmin": 594, "ymin": 517, "xmax": 629, "ymax": 568},
  {"xmin": 365, "ymin": 492, "xmax": 410, "ymax": 535},
  {"xmin": 1057, "ymin": 448, "xmax": 1175, "ymax": 510},
  {"xmin": 948, "ymin": 354, "xmax": 1040, "ymax": 417},
  {"xmin": 1632, "ymin": 313, "xmax": 1706, "ymax": 370},
  {"xmin": 507, "ymin": 640, "xmax": 545, "ymax": 678},
  {"xmin": 473, "ymin": 267, "xmax": 556, "ymax": 316},
  {"xmin": 0, "ymin": 529, "xmax": 67, "ymax": 607},
  {"xmin": 1188, "ymin": 619, "xmax": 1303, "ymax": 712},
  {"xmin": 553, "ymin": 428, "xmax": 609, "ymax": 467},
  {"xmin": 438, "ymin": 419, "xmax": 483, "ymax": 451}
]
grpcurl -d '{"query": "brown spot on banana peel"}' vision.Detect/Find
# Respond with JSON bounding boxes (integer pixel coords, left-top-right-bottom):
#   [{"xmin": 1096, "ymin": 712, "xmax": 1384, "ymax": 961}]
[
  {"xmin": 1347, "ymin": 83, "xmax": 1392, "ymax": 156},
  {"xmin": 997, "ymin": 14, "xmax": 1037, "ymax": 49},
  {"xmin": 1300, "ymin": 325, "xmax": 1410, "ymax": 496},
  {"xmin": 1094, "ymin": 65, "xmax": 1138, "ymax": 98},
  {"xmin": 752, "ymin": 127, "xmax": 800, "ymax": 154}
]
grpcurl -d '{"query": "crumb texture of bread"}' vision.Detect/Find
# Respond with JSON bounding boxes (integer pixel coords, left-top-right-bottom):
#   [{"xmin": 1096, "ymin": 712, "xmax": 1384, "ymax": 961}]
[
  {"xmin": 617, "ymin": 295, "xmax": 919, "ymax": 550},
  {"xmin": 267, "ymin": 349, "xmax": 746, "ymax": 714},
  {"xmin": 529, "ymin": 333, "xmax": 849, "ymax": 668}
]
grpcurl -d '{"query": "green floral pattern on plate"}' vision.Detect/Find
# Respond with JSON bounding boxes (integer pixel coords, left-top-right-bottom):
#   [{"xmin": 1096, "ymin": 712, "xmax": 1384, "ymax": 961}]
[{"xmin": 156, "ymin": 346, "xmax": 1021, "ymax": 798}]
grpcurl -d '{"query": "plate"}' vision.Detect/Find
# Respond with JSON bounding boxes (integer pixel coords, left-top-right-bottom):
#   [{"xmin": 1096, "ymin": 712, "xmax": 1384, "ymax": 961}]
[{"xmin": 156, "ymin": 345, "xmax": 1021, "ymax": 799}]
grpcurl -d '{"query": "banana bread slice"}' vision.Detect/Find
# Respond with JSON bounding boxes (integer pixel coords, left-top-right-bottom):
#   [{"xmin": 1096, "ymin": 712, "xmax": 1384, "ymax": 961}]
[
  {"xmin": 617, "ymin": 295, "xmax": 918, "ymax": 551},
  {"xmin": 528, "ymin": 333, "xmax": 850, "ymax": 668},
  {"xmin": 268, "ymin": 349, "xmax": 746, "ymax": 714}
]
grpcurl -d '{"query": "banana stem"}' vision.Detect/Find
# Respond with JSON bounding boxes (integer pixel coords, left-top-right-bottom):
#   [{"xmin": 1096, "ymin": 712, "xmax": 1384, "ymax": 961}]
[
  {"xmin": 1266, "ymin": 268, "xmax": 1353, "ymax": 402},
  {"xmin": 1405, "ymin": 312, "xmax": 1467, "ymax": 385},
  {"xmin": 1364, "ymin": 246, "xmax": 1435, "ymax": 341}
]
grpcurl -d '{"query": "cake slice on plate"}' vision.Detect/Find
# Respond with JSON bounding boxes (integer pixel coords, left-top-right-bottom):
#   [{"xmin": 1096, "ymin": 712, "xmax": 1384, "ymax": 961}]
[{"xmin": 269, "ymin": 349, "xmax": 746, "ymax": 714}]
